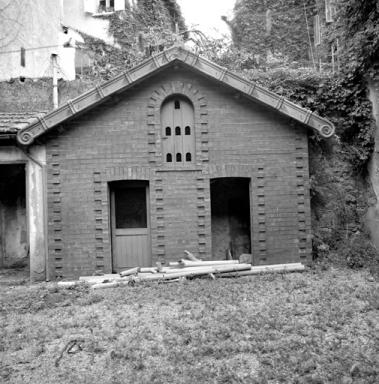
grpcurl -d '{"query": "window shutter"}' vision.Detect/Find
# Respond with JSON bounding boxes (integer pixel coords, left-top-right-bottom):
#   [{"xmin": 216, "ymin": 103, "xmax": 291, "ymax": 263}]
[
  {"xmin": 114, "ymin": 0, "xmax": 124, "ymax": 11},
  {"xmin": 161, "ymin": 97, "xmax": 195, "ymax": 164},
  {"xmin": 84, "ymin": 0, "xmax": 97, "ymax": 13}
]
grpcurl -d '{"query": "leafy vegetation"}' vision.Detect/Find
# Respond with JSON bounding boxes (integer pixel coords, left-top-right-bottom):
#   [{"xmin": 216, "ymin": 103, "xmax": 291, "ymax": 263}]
[
  {"xmin": 229, "ymin": 0, "xmax": 326, "ymax": 65},
  {"xmin": 78, "ymin": 0, "xmax": 185, "ymax": 79},
  {"xmin": 0, "ymin": 269, "xmax": 378, "ymax": 383},
  {"xmin": 330, "ymin": 0, "xmax": 379, "ymax": 78}
]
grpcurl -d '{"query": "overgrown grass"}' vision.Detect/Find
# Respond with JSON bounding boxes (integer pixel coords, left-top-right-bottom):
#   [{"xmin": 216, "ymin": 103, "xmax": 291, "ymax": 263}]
[{"xmin": 0, "ymin": 268, "xmax": 378, "ymax": 383}]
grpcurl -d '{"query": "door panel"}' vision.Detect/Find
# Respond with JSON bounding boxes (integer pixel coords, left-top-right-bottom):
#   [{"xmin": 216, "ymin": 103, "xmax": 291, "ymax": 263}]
[
  {"xmin": 111, "ymin": 182, "xmax": 151, "ymax": 271},
  {"xmin": 114, "ymin": 230, "xmax": 150, "ymax": 270}
]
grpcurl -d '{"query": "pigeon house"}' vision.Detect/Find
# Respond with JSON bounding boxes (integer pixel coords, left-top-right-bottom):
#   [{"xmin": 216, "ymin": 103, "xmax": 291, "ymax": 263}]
[{"xmin": 0, "ymin": 46, "xmax": 335, "ymax": 280}]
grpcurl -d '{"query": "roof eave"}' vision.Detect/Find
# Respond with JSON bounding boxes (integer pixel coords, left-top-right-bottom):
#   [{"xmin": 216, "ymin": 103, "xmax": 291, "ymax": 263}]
[{"xmin": 16, "ymin": 46, "xmax": 335, "ymax": 146}]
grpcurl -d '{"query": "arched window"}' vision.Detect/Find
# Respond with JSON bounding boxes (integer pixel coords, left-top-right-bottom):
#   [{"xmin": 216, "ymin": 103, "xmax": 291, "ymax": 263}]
[{"xmin": 161, "ymin": 95, "xmax": 195, "ymax": 164}]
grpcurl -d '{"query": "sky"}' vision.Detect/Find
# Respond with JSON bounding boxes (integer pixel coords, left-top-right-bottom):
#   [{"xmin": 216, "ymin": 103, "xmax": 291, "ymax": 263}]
[{"xmin": 176, "ymin": 0, "xmax": 236, "ymax": 38}]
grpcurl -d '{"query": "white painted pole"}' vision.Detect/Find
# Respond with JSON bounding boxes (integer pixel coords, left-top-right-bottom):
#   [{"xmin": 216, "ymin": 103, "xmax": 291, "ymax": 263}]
[{"xmin": 51, "ymin": 54, "xmax": 59, "ymax": 109}]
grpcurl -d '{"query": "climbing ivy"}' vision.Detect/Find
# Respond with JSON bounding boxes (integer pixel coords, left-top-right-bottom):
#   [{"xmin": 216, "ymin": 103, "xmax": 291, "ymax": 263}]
[
  {"xmin": 109, "ymin": 0, "xmax": 185, "ymax": 53},
  {"xmin": 230, "ymin": 0, "xmax": 324, "ymax": 64},
  {"xmin": 78, "ymin": 0, "xmax": 185, "ymax": 79},
  {"xmin": 331, "ymin": 0, "xmax": 379, "ymax": 79}
]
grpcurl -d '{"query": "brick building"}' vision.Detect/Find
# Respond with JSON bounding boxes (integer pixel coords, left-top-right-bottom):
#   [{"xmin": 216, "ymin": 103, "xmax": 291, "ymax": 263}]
[{"xmin": 0, "ymin": 46, "xmax": 335, "ymax": 280}]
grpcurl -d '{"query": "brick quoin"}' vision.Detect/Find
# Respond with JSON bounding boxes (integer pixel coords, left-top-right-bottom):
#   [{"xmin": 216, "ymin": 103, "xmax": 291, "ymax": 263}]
[{"xmin": 41, "ymin": 67, "xmax": 312, "ymax": 279}]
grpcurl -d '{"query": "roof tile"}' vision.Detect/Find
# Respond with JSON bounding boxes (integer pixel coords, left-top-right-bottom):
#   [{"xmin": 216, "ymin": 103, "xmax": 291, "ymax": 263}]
[{"xmin": 0, "ymin": 112, "xmax": 46, "ymax": 134}]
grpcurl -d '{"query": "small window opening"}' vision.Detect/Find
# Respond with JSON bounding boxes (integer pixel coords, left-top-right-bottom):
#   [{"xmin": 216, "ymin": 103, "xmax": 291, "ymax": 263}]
[
  {"xmin": 176, "ymin": 153, "xmax": 182, "ymax": 162},
  {"xmin": 174, "ymin": 100, "xmax": 180, "ymax": 109},
  {"xmin": 186, "ymin": 152, "xmax": 192, "ymax": 162},
  {"xmin": 20, "ymin": 47, "xmax": 25, "ymax": 67},
  {"xmin": 165, "ymin": 126, "xmax": 171, "ymax": 136},
  {"xmin": 185, "ymin": 126, "xmax": 191, "ymax": 135},
  {"xmin": 166, "ymin": 153, "xmax": 172, "ymax": 162},
  {"xmin": 175, "ymin": 126, "xmax": 181, "ymax": 135}
]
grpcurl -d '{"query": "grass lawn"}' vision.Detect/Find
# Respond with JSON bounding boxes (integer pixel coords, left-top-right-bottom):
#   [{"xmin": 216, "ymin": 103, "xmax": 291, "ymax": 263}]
[{"xmin": 0, "ymin": 267, "xmax": 378, "ymax": 384}]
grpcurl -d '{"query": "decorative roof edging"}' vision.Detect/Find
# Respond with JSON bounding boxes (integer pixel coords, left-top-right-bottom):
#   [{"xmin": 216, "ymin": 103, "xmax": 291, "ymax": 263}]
[{"xmin": 16, "ymin": 45, "xmax": 335, "ymax": 146}]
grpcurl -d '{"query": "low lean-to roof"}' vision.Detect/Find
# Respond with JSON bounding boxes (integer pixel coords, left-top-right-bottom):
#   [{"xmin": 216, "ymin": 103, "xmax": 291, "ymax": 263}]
[
  {"xmin": 0, "ymin": 112, "xmax": 46, "ymax": 135},
  {"xmin": 16, "ymin": 45, "xmax": 335, "ymax": 146}
]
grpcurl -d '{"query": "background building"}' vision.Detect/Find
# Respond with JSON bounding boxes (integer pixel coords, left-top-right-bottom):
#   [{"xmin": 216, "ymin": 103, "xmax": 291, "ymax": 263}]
[{"xmin": 0, "ymin": 0, "xmax": 128, "ymax": 81}]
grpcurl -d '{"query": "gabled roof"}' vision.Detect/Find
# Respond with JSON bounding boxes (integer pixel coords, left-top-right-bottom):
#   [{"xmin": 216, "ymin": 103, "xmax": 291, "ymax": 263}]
[{"xmin": 16, "ymin": 45, "xmax": 335, "ymax": 145}]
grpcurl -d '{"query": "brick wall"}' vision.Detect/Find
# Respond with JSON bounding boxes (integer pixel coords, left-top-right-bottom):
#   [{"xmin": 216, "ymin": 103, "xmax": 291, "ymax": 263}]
[{"xmin": 43, "ymin": 66, "xmax": 312, "ymax": 279}]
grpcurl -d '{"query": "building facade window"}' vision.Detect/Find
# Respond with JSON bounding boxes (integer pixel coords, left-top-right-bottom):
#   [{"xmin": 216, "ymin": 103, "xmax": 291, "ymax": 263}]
[
  {"xmin": 161, "ymin": 95, "xmax": 195, "ymax": 164},
  {"xmin": 84, "ymin": 0, "xmax": 124, "ymax": 14}
]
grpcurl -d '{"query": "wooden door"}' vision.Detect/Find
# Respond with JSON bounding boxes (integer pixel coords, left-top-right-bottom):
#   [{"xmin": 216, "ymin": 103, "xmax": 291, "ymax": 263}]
[{"xmin": 111, "ymin": 182, "xmax": 151, "ymax": 271}]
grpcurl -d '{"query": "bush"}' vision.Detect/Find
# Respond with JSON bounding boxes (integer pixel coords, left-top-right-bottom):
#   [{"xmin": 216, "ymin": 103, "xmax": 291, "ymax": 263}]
[{"xmin": 340, "ymin": 232, "xmax": 378, "ymax": 269}]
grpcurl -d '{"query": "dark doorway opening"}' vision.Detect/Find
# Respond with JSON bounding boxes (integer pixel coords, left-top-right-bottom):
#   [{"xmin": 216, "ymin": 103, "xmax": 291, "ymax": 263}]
[
  {"xmin": 210, "ymin": 178, "xmax": 251, "ymax": 260},
  {"xmin": 0, "ymin": 164, "xmax": 28, "ymax": 269},
  {"xmin": 110, "ymin": 181, "xmax": 151, "ymax": 272}
]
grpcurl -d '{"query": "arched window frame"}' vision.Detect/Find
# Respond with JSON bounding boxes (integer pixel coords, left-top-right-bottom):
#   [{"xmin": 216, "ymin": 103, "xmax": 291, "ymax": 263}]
[{"xmin": 160, "ymin": 94, "xmax": 196, "ymax": 165}]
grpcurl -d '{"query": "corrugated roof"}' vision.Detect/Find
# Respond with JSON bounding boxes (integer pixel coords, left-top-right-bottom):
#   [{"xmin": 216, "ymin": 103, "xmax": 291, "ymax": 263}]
[{"xmin": 0, "ymin": 112, "xmax": 46, "ymax": 134}]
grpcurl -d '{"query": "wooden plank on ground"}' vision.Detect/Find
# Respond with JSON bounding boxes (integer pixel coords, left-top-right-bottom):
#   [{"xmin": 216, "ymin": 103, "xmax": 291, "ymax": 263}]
[
  {"xmin": 219, "ymin": 263, "xmax": 305, "ymax": 277},
  {"xmin": 120, "ymin": 267, "xmax": 140, "ymax": 277}
]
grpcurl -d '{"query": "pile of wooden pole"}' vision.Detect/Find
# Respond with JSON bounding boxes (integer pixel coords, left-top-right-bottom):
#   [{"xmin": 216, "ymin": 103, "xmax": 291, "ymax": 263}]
[{"xmin": 72, "ymin": 251, "xmax": 305, "ymax": 290}]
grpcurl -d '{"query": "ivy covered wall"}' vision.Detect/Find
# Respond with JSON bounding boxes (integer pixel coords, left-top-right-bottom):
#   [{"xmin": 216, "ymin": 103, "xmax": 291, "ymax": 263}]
[{"xmin": 230, "ymin": 0, "xmax": 327, "ymax": 65}]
